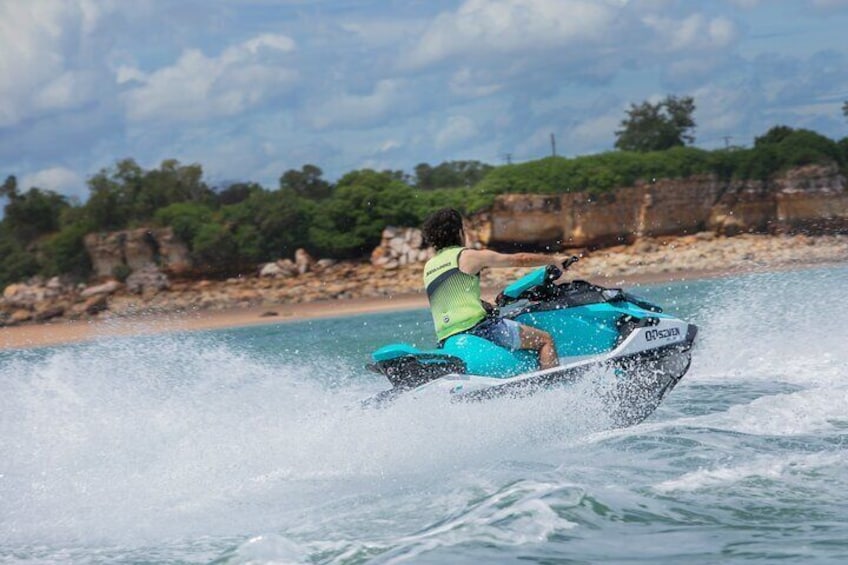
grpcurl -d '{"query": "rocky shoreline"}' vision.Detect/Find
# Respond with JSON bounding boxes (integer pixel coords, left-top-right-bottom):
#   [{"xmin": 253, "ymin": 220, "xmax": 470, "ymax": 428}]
[{"xmin": 2, "ymin": 232, "xmax": 847, "ymax": 330}]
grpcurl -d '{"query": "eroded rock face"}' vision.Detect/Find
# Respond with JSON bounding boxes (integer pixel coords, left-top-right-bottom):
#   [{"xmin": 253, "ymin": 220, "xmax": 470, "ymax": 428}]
[
  {"xmin": 371, "ymin": 227, "xmax": 435, "ymax": 269},
  {"xmin": 775, "ymin": 164, "xmax": 848, "ymax": 233},
  {"xmin": 491, "ymin": 195, "xmax": 562, "ymax": 248},
  {"xmin": 84, "ymin": 227, "xmax": 191, "ymax": 278},
  {"xmin": 79, "ymin": 280, "xmax": 122, "ymax": 299},
  {"xmin": 560, "ymin": 189, "xmax": 643, "ymax": 248},
  {"xmin": 486, "ymin": 165, "xmax": 848, "ymax": 249},
  {"xmin": 125, "ymin": 266, "xmax": 170, "ymax": 295},
  {"xmin": 294, "ymin": 248, "xmax": 314, "ymax": 275},
  {"xmin": 83, "ymin": 232, "xmax": 124, "ymax": 279}
]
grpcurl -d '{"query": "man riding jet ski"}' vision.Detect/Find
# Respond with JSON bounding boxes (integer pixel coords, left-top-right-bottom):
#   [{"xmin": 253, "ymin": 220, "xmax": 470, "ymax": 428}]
[
  {"xmin": 421, "ymin": 208, "xmax": 568, "ymax": 370},
  {"xmin": 365, "ymin": 209, "xmax": 698, "ymax": 427}
]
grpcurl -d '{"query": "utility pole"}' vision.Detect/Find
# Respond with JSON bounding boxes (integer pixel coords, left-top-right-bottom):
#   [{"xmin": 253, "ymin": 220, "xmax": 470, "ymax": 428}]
[
  {"xmin": 502, "ymin": 153, "xmax": 512, "ymax": 165},
  {"xmin": 722, "ymin": 135, "xmax": 733, "ymax": 149},
  {"xmin": 550, "ymin": 133, "xmax": 557, "ymax": 157}
]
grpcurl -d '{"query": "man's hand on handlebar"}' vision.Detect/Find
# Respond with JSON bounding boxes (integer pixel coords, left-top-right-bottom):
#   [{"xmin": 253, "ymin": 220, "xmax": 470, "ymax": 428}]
[
  {"xmin": 561, "ymin": 255, "xmax": 580, "ymax": 270},
  {"xmin": 548, "ymin": 255, "xmax": 580, "ymax": 284}
]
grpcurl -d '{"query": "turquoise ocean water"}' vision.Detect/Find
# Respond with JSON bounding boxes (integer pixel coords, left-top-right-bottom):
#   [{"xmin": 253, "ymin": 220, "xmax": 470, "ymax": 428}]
[{"xmin": 1, "ymin": 265, "xmax": 847, "ymax": 564}]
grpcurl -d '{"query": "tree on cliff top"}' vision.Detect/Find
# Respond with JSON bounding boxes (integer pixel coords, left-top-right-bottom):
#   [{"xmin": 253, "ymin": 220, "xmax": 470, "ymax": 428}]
[
  {"xmin": 615, "ymin": 95, "xmax": 696, "ymax": 152},
  {"xmin": 414, "ymin": 161, "xmax": 494, "ymax": 190},
  {"xmin": 2, "ymin": 186, "xmax": 69, "ymax": 244},
  {"xmin": 1, "ymin": 175, "xmax": 18, "ymax": 200},
  {"xmin": 279, "ymin": 164, "xmax": 331, "ymax": 200},
  {"xmin": 754, "ymin": 125, "xmax": 795, "ymax": 147},
  {"xmin": 308, "ymin": 169, "xmax": 419, "ymax": 258},
  {"xmin": 83, "ymin": 158, "xmax": 214, "ymax": 230},
  {"xmin": 757, "ymin": 126, "xmax": 844, "ymax": 165}
]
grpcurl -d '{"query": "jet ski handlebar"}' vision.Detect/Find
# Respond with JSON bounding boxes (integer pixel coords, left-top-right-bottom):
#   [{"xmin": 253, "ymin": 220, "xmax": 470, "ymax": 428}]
[
  {"xmin": 494, "ymin": 255, "xmax": 580, "ymax": 307},
  {"xmin": 548, "ymin": 255, "xmax": 580, "ymax": 280},
  {"xmin": 562, "ymin": 255, "xmax": 580, "ymax": 270}
]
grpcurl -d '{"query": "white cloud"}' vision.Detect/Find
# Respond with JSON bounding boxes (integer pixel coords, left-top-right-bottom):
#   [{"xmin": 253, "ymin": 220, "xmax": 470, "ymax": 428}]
[
  {"xmin": 688, "ymin": 82, "xmax": 767, "ymax": 146},
  {"xmin": 379, "ymin": 139, "xmax": 403, "ymax": 153},
  {"xmin": 405, "ymin": 1, "xmax": 741, "ymax": 72},
  {"xmin": 243, "ymin": 33, "xmax": 296, "ymax": 54},
  {"xmin": 121, "ymin": 33, "xmax": 298, "ymax": 123},
  {"xmin": 435, "ymin": 115, "xmax": 479, "ymax": 150},
  {"xmin": 20, "ymin": 166, "xmax": 86, "ymax": 200},
  {"xmin": 116, "ymin": 65, "xmax": 146, "ymax": 85},
  {"xmin": 566, "ymin": 113, "xmax": 622, "ymax": 152},
  {"xmin": 311, "ymin": 79, "xmax": 407, "ymax": 130},
  {"xmin": 340, "ymin": 18, "xmax": 429, "ymax": 47},
  {"xmin": 399, "ymin": 0, "xmax": 742, "ymax": 109},
  {"xmin": 661, "ymin": 56, "xmax": 727, "ymax": 88},
  {"xmin": 0, "ymin": 0, "xmax": 108, "ymax": 127},
  {"xmin": 642, "ymin": 14, "xmax": 737, "ymax": 51},
  {"xmin": 406, "ymin": 0, "xmax": 619, "ymax": 68},
  {"xmin": 2, "ymin": 0, "xmax": 847, "ymax": 196},
  {"xmin": 34, "ymin": 70, "xmax": 98, "ymax": 112},
  {"xmin": 449, "ymin": 68, "xmax": 504, "ymax": 98}
]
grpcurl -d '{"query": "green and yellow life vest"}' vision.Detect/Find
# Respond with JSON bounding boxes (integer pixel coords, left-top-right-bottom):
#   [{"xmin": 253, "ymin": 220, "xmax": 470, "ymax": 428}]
[{"xmin": 423, "ymin": 246, "xmax": 487, "ymax": 341}]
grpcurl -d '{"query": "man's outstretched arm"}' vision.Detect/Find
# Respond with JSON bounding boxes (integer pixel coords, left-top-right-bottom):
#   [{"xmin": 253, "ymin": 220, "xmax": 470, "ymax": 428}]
[{"xmin": 459, "ymin": 249, "xmax": 562, "ymax": 275}]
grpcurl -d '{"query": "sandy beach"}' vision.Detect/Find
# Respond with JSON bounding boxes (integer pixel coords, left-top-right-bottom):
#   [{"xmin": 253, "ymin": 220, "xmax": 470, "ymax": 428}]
[
  {"xmin": 0, "ymin": 292, "xmax": 431, "ymax": 351},
  {"xmin": 0, "ymin": 232, "xmax": 848, "ymax": 350}
]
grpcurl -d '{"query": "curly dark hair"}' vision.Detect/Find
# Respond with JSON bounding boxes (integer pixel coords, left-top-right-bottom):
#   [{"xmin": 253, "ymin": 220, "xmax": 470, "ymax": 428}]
[{"xmin": 422, "ymin": 208, "xmax": 464, "ymax": 250}]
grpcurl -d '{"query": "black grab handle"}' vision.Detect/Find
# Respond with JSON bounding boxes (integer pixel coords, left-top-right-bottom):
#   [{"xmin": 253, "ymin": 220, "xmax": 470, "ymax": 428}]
[
  {"xmin": 562, "ymin": 255, "xmax": 580, "ymax": 270},
  {"xmin": 546, "ymin": 256, "xmax": 579, "ymax": 283}
]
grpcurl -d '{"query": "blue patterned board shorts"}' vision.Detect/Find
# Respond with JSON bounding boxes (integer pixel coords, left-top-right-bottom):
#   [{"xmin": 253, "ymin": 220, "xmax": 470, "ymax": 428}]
[{"xmin": 467, "ymin": 317, "xmax": 522, "ymax": 350}]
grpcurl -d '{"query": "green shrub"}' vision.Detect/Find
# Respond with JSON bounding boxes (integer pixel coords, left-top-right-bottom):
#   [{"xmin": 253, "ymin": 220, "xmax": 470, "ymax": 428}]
[
  {"xmin": 839, "ymin": 137, "xmax": 848, "ymax": 166},
  {"xmin": 776, "ymin": 128, "xmax": 844, "ymax": 168},
  {"xmin": 154, "ymin": 202, "xmax": 214, "ymax": 246},
  {"xmin": 0, "ymin": 233, "xmax": 39, "ymax": 287},
  {"xmin": 747, "ymin": 127, "xmax": 844, "ymax": 176},
  {"xmin": 221, "ymin": 189, "xmax": 314, "ymax": 259},
  {"xmin": 191, "ymin": 222, "xmax": 238, "ymax": 270},
  {"xmin": 38, "ymin": 223, "xmax": 92, "ymax": 279},
  {"xmin": 233, "ymin": 224, "xmax": 263, "ymax": 263},
  {"xmin": 112, "ymin": 263, "xmax": 131, "ymax": 282},
  {"xmin": 3, "ymin": 187, "xmax": 69, "ymax": 244},
  {"xmin": 475, "ymin": 148, "xmax": 714, "ymax": 196},
  {"xmin": 307, "ymin": 170, "xmax": 420, "ymax": 257}
]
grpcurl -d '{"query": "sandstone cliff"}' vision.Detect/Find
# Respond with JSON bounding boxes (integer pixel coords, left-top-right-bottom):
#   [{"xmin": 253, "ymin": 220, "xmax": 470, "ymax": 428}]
[
  {"xmin": 83, "ymin": 227, "xmax": 192, "ymax": 279},
  {"xmin": 488, "ymin": 164, "xmax": 848, "ymax": 249}
]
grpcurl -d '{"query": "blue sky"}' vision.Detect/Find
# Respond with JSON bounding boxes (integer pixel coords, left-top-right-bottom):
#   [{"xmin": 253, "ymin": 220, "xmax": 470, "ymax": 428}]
[{"xmin": 2, "ymin": 0, "xmax": 848, "ymax": 202}]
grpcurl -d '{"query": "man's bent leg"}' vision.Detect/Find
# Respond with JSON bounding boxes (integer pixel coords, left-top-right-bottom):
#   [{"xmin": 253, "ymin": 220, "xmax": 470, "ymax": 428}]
[{"xmin": 518, "ymin": 325, "xmax": 558, "ymax": 369}]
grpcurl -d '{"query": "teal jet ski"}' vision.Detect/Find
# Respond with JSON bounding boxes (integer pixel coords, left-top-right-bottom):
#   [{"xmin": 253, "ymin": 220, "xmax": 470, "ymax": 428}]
[{"xmin": 365, "ymin": 259, "xmax": 698, "ymax": 427}]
